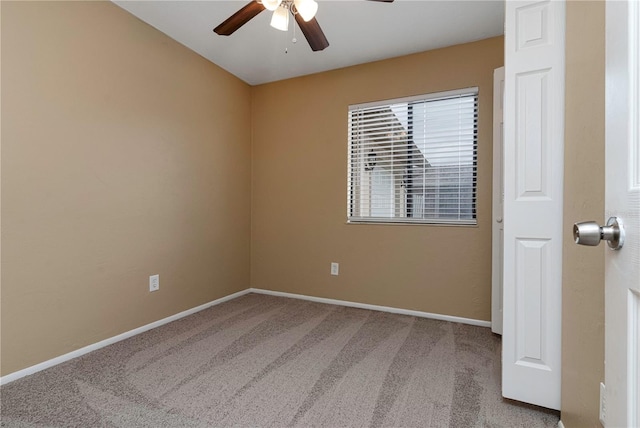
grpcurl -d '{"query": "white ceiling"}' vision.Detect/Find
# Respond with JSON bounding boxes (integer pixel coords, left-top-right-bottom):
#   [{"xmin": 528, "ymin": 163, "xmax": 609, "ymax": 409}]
[{"xmin": 113, "ymin": 0, "xmax": 504, "ymax": 85}]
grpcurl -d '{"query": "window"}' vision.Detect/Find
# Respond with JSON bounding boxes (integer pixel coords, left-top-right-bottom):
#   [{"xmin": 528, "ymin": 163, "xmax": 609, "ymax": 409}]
[{"xmin": 347, "ymin": 88, "xmax": 478, "ymax": 225}]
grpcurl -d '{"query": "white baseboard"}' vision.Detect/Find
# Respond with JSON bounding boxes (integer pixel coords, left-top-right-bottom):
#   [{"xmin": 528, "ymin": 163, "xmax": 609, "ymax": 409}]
[
  {"xmin": 0, "ymin": 289, "xmax": 251, "ymax": 386},
  {"xmin": 558, "ymin": 420, "xmax": 565, "ymax": 428},
  {"xmin": 249, "ymin": 288, "xmax": 492, "ymax": 328},
  {"xmin": 1, "ymin": 287, "xmax": 491, "ymax": 386}
]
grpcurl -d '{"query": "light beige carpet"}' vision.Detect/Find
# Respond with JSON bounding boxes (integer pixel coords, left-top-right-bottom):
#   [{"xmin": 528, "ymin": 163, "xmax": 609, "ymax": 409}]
[{"xmin": 0, "ymin": 293, "xmax": 559, "ymax": 427}]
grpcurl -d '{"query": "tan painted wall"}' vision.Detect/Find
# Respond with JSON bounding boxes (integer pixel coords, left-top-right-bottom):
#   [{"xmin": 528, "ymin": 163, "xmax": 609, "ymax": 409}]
[
  {"xmin": 251, "ymin": 37, "xmax": 504, "ymax": 321},
  {"xmin": 0, "ymin": 1, "xmax": 252, "ymax": 376},
  {"xmin": 561, "ymin": 1, "xmax": 605, "ymax": 426}
]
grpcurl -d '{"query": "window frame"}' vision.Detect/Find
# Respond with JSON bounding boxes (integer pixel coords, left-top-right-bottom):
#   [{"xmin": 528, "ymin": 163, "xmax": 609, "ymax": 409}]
[{"xmin": 347, "ymin": 87, "xmax": 479, "ymax": 226}]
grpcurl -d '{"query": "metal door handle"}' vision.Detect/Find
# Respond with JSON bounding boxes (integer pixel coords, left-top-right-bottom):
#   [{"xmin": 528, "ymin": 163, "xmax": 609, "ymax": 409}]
[{"xmin": 573, "ymin": 216, "xmax": 625, "ymax": 250}]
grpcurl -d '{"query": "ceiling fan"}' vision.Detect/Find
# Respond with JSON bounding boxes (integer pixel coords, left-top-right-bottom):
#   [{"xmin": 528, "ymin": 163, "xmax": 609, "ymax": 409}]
[{"xmin": 213, "ymin": 0, "xmax": 394, "ymax": 52}]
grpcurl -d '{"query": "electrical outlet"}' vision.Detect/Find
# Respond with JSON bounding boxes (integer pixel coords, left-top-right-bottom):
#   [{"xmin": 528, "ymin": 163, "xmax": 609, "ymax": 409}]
[
  {"xmin": 330, "ymin": 262, "xmax": 339, "ymax": 276},
  {"xmin": 599, "ymin": 382, "xmax": 606, "ymax": 425},
  {"xmin": 149, "ymin": 274, "xmax": 159, "ymax": 292}
]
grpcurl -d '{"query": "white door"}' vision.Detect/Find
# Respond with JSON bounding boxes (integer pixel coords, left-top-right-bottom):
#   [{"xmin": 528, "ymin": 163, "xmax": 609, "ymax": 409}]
[
  {"xmin": 492, "ymin": 66, "xmax": 505, "ymax": 335},
  {"xmin": 604, "ymin": 0, "xmax": 640, "ymax": 425},
  {"xmin": 502, "ymin": 0, "xmax": 565, "ymax": 410}
]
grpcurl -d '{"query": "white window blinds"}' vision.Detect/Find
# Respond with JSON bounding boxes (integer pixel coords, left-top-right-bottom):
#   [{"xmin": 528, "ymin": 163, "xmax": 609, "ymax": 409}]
[{"xmin": 348, "ymin": 88, "xmax": 478, "ymax": 224}]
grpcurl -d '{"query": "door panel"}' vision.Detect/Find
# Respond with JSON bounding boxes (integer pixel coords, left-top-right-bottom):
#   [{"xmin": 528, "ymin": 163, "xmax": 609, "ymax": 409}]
[
  {"xmin": 502, "ymin": 0, "xmax": 565, "ymax": 410},
  {"xmin": 604, "ymin": 0, "xmax": 640, "ymax": 425}
]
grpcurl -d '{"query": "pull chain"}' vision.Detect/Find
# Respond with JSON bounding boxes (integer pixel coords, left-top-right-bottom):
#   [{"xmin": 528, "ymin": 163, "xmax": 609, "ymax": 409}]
[
  {"xmin": 292, "ymin": 19, "xmax": 297, "ymax": 45},
  {"xmin": 285, "ymin": 14, "xmax": 297, "ymax": 54}
]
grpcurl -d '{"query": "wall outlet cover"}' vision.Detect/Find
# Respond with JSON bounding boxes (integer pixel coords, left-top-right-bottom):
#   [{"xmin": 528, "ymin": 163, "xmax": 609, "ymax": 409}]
[
  {"xmin": 149, "ymin": 274, "xmax": 160, "ymax": 292},
  {"xmin": 330, "ymin": 263, "xmax": 339, "ymax": 276}
]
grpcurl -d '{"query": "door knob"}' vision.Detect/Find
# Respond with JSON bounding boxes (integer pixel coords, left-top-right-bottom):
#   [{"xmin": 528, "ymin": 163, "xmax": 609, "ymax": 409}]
[{"xmin": 573, "ymin": 216, "xmax": 625, "ymax": 250}]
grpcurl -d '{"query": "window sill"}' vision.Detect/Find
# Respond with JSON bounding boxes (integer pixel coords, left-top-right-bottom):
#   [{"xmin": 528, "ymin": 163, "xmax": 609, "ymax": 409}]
[{"xmin": 346, "ymin": 219, "xmax": 478, "ymax": 227}]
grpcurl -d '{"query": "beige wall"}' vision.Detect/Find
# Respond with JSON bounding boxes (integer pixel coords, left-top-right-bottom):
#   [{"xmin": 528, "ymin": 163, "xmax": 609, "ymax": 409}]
[
  {"xmin": 0, "ymin": 1, "xmax": 252, "ymax": 376},
  {"xmin": 251, "ymin": 37, "xmax": 504, "ymax": 320},
  {"xmin": 561, "ymin": 1, "xmax": 605, "ymax": 426}
]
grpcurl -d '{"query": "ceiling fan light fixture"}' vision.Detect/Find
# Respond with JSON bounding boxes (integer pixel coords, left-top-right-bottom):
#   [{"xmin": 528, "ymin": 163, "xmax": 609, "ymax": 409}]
[
  {"xmin": 293, "ymin": 0, "xmax": 318, "ymax": 21},
  {"xmin": 270, "ymin": 6, "xmax": 289, "ymax": 31},
  {"xmin": 262, "ymin": 0, "xmax": 282, "ymax": 12}
]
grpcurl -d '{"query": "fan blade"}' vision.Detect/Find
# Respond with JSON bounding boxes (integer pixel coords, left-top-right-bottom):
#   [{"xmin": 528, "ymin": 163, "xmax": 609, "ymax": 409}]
[
  {"xmin": 214, "ymin": 1, "xmax": 265, "ymax": 36},
  {"xmin": 366, "ymin": 0, "xmax": 394, "ymax": 2},
  {"xmin": 294, "ymin": 14, "xmax": 329, "ymax": 52}
]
